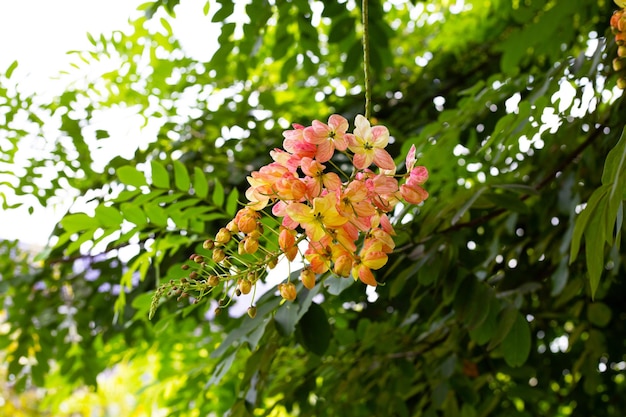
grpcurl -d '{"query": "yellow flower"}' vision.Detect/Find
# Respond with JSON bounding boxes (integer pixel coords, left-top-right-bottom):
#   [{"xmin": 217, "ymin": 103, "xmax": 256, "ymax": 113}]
[{"xmin": 286, "ymin": 192, "xmax": 347, "ymax": 241}]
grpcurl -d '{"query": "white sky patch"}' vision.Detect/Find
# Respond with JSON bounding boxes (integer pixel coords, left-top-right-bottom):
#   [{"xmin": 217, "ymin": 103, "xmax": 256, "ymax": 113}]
[{"xmin": 0, "ymin": 0, "xmax": 224, "ymax": 246}]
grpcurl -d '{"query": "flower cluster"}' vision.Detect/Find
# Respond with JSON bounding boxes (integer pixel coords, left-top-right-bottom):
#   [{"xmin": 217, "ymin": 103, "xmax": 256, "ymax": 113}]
[
  {"xmin": 150, "ymin": 115, "xmax": 428, "ymax": 319},
  {"xmin": 611, "ymin": 4, "xmax": 626, "ymax": 89}
]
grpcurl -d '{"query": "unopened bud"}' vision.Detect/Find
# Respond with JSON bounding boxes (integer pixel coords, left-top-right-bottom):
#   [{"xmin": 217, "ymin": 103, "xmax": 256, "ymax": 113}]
[
  {"xmin": 215, "ymin": 228, "xmax": 232, "ymax": 245},
  {"xmin": 203, "ymin": 239, "xmax": 215, "ymax": 250},
  {"xmin": 278, "ymin": 282, "xmax": 297, "ymax": 301},
  {"xmin": 237, "ymin": 214, "xmax": 257, "ymax": 234},
  {"xmin": 247, "ymin": 306, "xmax": 257, "ymax": 318},
  {"xmin": 243, "ymin": 237, "xmax": 259, "ymax": 254},
  {"xmin": 208, "ymin": 275, "xmax": 220, "ymax": 287},
  {"xmin": 226, "ymin": 220, "xmax": 239, "ymax": 233},
  {"xmin": 212, "ymin": 248, "xmax": 226, "ymax": 263},
  {"xmin": 333, "ymin": 254, "xmax": 353, "ymax": 278},
  {"xmin": 300, "ymin": 268, "xmax": 316, "ymax": 290},
  {"xmin": 238, "ymin": 279, "xmax": 252, "ymax": 295}
]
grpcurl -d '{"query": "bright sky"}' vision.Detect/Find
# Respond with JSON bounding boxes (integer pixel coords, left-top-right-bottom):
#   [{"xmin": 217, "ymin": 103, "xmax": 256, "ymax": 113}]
[
  {"xmin": 0, "ymin": 0, "xmax": 218, "ymax": 246},
  {"xmin": 0, "ymin": 1, "xmax": 142, "ymax": 246}
]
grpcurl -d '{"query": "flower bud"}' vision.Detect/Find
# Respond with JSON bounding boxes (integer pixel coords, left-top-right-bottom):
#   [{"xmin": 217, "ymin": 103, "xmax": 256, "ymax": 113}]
[
  {"xmin": 300, "ymin": 268, "xmax": 316, "ymax": 289},
  {"xmin": 238, "ymin": 278, "xmax": 252, "ymax": 295},
  {"xmin": 215, "ymin": 228, "xmax": 232, "ymax": 245},
  {"xmin": 243, "ymin": 237, "xmax": 259, "ymax": 254},
  {"xmin": 237, "ymin": 214, "xmax": 257, "ymax": 234},
  {"xmin": 208, "ymin": 275, "xmax": 220, "ymax": 287},
  {"xmin": 333, "ymin": 254, "xmax": 353, "ymax": 277},
  {"xmin": 203, "ymin": 239, "xmax": 215, "ymax": 250},
  {"xmin": 226, "ymin": 220, "xmax": 239, "ymax": 233},
  {"xmin": 212, "ymin": 248, "xmax": 226, "ymax": 263},
  {"xmin": 278, "ymin": 282, "xmax": 297, "ymax": 301},
  {"xmin": 247, "ymin": 306, "xmax": 257, "ymax": 318}
]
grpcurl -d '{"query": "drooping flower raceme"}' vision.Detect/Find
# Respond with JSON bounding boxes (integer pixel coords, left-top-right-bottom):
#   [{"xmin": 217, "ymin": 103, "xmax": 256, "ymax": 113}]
[{"xmin": 152, "ymin": 114, "xmax": 429, "ymax": 318}]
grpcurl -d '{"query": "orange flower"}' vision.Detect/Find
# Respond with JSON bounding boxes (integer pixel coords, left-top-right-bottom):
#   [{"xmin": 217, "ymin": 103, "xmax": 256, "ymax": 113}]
[
  {"xmin": 279, "ymin": 227, "xmax": 298, "ymax": 261},
  {"xmin": 285, "ymin": 192, "xmax": 347, "ymax": 241}
]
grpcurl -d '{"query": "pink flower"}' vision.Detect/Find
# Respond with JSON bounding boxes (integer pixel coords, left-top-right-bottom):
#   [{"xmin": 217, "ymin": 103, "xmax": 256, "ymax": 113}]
[
  {"xmin": 408, "ymin": 166, "xmax": 429, "ymax": 185},
  {"xmin": 283, "ymin": 124, "xmax": 317, "ymax": 160},
  {"xmin": 348, "ymin": 115, "xmax": 395, "ymax": 170},
  {"xmin": 405, "ymin": 144, "xmax": 417, "ymax": 172},
  {"xmin": 400, "ymin": 183, "xmax": 429, "ymax": 205},
  {"xmin": 300, "ymin": 157, "xmax": 342, "ymax": 198},
  {"xmin": 303, "ymin": 114, "xmax": 350, "ymax": 162}
]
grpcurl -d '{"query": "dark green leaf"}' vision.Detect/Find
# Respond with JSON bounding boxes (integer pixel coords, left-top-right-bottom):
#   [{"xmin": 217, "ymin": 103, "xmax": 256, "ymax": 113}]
[
  {"xmin": 297, "ymin": 303, "xmax": 331, "ymax": 356},
  {"xmin": 587, "ymin": 302, "xmax": 612, "ymax": 327},
  {"xmin": 501, "ymin": 313, "xmax": 531, "ymax": 367}
]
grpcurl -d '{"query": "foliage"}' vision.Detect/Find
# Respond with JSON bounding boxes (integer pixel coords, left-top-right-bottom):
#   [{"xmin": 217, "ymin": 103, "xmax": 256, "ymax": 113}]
[{"xmin": 1, "ymin": 0, "xmax": 626, "ymax": 416}]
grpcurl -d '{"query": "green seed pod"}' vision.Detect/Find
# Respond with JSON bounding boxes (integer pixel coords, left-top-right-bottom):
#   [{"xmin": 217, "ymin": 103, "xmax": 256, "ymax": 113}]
[{"xmin": 247, "ymin": 306, "xmax": 257, "ymax": 319}]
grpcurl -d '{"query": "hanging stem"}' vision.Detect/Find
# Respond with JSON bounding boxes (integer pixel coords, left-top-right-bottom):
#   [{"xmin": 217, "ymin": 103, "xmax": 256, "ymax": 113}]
[{"xmin": 362, "ymin": 0, "xmax": 372, "ymax": 120}]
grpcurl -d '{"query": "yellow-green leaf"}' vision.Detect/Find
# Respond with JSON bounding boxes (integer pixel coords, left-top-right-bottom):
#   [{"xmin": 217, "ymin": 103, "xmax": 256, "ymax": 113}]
[
  {"xmin": 173, "ymin": 160, "xmax": 190, "ymax": 192},
  {"xmin": 194, "ymin": 167, "xmax": 208, "ymax": 199},
  {"xmin": 150, "ymin": 160, "xmax": 170, "ymax": 188},
  {"xmin": 117, "ymin": 165, "xmax": 147, "ymax": 188}
]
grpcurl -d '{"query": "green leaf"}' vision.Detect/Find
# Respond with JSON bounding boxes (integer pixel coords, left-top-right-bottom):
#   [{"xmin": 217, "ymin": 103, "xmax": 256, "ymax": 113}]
[
  {"xmin": 144, "ymin": 203, "xmax": 168, "ymax": 226},
  {"xmin": 469, "ymin": 297, "xmax": 499, "ymax": 345},
  {"xmin": 451, "ymin": 187, "xmax": 487, "ymax": 225},
  {"xmin": 150, "ymin": 160, "xmax": 170, "ymax": 188},
  {"xmin": 483, "ymin": 192, "xmax": 529, "ymax": 214},
  {"xmin": 194, "ymin": 166, "xmax": 208, "ymax": 199},
  {"xmin": 95, "ymin": 129, "xmax": 109, "ymax": 139},
  {"xmin": 585, "ymin": 210, "xmax": 605, "ymax": 298},
  {"xmin": 328, "ymin": 16, "xmax": 354, "ymax": 43},
  {"xmin": 297, "ymin": 303, "xmax": 331, "ymax": 356},
  {"xmin": 5, "ymin": 60, "xmax": 18, "ymax": 78},
  {"xmin": 570, "ymin": 186, "xmax": 609, "ymax": 263},
  {"xmin": 501, "ymin": 312, "xmax": 531, "ymax": 367},
  {"xmin": 212, "ymin": 178, "xmax": 225, "ymax": 207},
  {"xmin": 226, "ymin": 187, "xmax": 239, "ymax": 216},
  {"xmin": 601, "ymin": 126, "xmax": 626, "ymax": 198},
  {"xmin": 173, "ymin": 160, "xmax": 190, "ymax": 192},
  {"xmin": 61, "ymin": 213, "xmax": 98, "ymax": 233},
  {"xmin": 94, "ymin": 205, "xmax": 123, "ymax": 228},
  {"xmin": 487, "ymin": 305, "xmax": 518, "ymax": 351},
  {"xmin": 587, "ymin": 302, "xmax": 612, "ymax": 327},
  {"xmin": 117, "ymin": 165, "xmax": 147, "ymax": 188},
  {"xmin": 120, "ymin": 203, "xmax": 148, "ymax": 226},
  {"xmin": 454, "ymin": 278, "xmax": 492, "ymax": 330}
]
